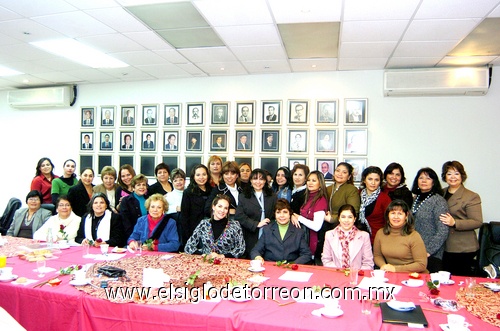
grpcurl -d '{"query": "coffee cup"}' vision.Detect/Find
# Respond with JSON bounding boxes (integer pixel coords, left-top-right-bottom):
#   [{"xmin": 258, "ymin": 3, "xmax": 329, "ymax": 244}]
[
  {"xmin": 447, "ymin": 314, "xmax": 466, "ymax": 330},
  {"xmin": 1, "ymin": 267, "xmax": 13, "ymax": 277},
  {"xmin": 371, "ymin": 269, "xmax": 385, "ymax": 280},
  {"xmin": 74, "ymin": 270, "xmax": 86, "ymax": 281},
  {"xmin": 439, "ymin": 271, "xmax": 451, "ymax": 282},
  {"xmin": 250, "ymin": 260, "xmax": 262, "ymax": 269},
  {"xmin": 323, "ymin": 298, "xmax": 340, "ymax": 313}
]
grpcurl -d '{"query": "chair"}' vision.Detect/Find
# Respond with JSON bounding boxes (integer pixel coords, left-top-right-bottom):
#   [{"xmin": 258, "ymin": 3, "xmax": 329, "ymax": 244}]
[
  {"xmin": 478, "ymin": 221, "xmax": 500, "ymax": 275},
  {"xmin": 0, "ymin": 198, "xmax": 22, "ymax": 235}
]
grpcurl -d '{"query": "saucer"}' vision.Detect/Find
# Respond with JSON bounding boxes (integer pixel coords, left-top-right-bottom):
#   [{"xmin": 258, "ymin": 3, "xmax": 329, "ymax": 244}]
[
  {"xmin": 57, "ymin": 244, "xmax": 71, "ymax": 250},
  {"xmin": 112, "ymin": 247, "xmax": 127, "ymax": 253},
  {"xmin": 69, "ymin": 279, "xmax": 90, "ymax": 286},
  {"xmin": 387, "ymin": 300, "xmax": 416, "ymax": 312},
  {"xmin": 441, "ymin": 280, "xmax": 455, "ymax": 285},
  {"xmin": 0, "ymin": 274, "xmax": 18, "ymax": 282},
  {"xmin": 371, "ymin": 277, "xmax": 388, "ymax": 283},
  {"xmin": 439, "ymin": 324, "xmax": 470, "ymax": 331},
  {"xmin": 402, "ymin": 279, "xmax": 424, "ymax": 287},
  {"xmin": 319, "ymin": 307, "xmax": 343, "ymax": 318},
  {"xmin": 248, "ymin": 266, "xmax": 265, "ymax": 272}
]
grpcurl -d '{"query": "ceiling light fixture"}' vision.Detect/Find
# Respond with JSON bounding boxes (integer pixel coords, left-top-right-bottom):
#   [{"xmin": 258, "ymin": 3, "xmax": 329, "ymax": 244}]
[
  {"xmin": 0, "ymin": 65, "xmax": 23, "ymax": 76},
  {"xmin": 30, "ymin": 39, "xmax": 129, "ymax": 68},
  {"xmin": 312, "ymin": 64, "xmax": 317, "ymax": 68}
]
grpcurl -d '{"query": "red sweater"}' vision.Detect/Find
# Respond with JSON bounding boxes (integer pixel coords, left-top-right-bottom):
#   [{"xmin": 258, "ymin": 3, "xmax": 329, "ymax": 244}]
[
  {"xmin": 31, "ymin": 174, "xmax": 58, "ymax": 204},
  {"xmin": 365, "ymin": 191, "xmax": 392, "ymax": 245}
]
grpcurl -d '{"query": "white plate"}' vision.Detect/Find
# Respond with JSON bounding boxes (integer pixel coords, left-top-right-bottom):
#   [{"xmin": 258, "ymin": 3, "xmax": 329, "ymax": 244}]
[
  {"xmin": 58, "ymin": 245, "xmax": 70, "ymax": 250},
  {"xmin": 69, "ymin": 279, "xmax": 90, "ymax": 286},
  {"xmin": 401, "ymin": 279, "xmax": 424, "ymax": 287},
  {"xmin": 320, "ymin": 308, "xmax": 343, "ymax": 318},
  {"xmin": 111, "ymin": 247, "xmax": 127, "ymax": 253},
  {"xmin": 483, "ymin": 282, "xmax": 500, "ymax": 292},
  {"xmin": 387, "ymin": 300, "xmax": 416, "ymax": 312},
  {"xmin": 0, "ymin": 274, "xmax": 18, "ymax": 282},
  {"xmin": 248, "ymin": 267, "xmax": 265, "ymax": 272},
  {"xmin": 441, "ymin": 280, "xmax": 455, "ymax": 285}
]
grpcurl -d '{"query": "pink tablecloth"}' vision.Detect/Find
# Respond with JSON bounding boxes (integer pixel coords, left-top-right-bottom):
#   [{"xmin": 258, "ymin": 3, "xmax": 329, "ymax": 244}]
[{"xmin": 0, "ymin": 241, "xmax": 497, "ymax": 331}]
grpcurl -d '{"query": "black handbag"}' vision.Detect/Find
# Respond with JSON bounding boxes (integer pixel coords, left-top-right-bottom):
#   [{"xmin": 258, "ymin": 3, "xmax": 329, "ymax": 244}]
[{"xmin": 97, "ymin": 265, "xmax": 127, "ymax": 278}]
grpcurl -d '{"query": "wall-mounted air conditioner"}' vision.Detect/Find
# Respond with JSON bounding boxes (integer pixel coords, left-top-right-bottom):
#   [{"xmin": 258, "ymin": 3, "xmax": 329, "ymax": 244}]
[
  {"xmin": 8, "ymin": 86, "xmax": 74, "ymax": 108},
  {"xmin": 383, "ymin": 67, "xmax": 490, "ymax": 97}
]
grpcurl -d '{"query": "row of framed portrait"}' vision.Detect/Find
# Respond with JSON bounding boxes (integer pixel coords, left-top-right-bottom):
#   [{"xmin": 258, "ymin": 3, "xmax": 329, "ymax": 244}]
[
  {"xmin": 80, "ymin": 128, "xmax": 368, "ymax": 155},
  {"xmin": 80, "ymin": 98, "xmax": 368, "ymax": 128},
  {"xmin": 80, "ymin": 153, "xmax": 368, "ymax": 183}
]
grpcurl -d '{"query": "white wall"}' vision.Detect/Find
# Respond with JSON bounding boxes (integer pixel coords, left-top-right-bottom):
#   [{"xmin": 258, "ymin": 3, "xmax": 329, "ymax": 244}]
[{"xmin": 0, "ymin": 70, "xmax": 498, "ymax": 220}]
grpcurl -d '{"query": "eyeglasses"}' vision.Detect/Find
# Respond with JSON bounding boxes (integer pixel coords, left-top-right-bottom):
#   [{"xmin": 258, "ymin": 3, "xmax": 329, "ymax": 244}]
[
  {"xmin": 58, "ymin": 204, "xmax": 71, "ymax": 208},
  {"xmin": 28, "ymin": 198, "xmax": 40, "ymax": 202}
]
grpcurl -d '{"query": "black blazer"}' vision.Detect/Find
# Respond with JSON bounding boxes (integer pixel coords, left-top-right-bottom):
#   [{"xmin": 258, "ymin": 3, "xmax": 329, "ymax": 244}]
[
  {"xmin": 119, "ymin": 194, "xmax": 147, "ymax": 240},
  {"xmin": 180, "ymin": 186, "xmax": 212, "ymax": 245},
  {"xmin": 76, "ymin": 211, "xmax": 124, "ymax": 247},
  {"xmin": 204, "ymin": 183, "xmax": 242, "ymax": 217},
  {"xmin": 250, "ymin": 221, "xmax": 312, "ymax": 264},
  {"xmin": 68, "ymin": 181, "xmax": 93, "ymax": 217},
  {"xmin": 235, "ymin": 192, "xmax": 277, "ymax": 258}
]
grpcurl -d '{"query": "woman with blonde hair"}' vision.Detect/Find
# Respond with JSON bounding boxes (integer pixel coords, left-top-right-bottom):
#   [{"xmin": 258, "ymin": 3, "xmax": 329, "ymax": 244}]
[{"xmin": 207, "ymin": 155, "xmax": 223, "ymax": 187}]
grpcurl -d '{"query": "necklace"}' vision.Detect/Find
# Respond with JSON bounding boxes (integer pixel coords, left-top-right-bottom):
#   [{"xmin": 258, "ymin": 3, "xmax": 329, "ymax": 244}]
[
  {"xmin": 24, "ymin": 212, "xmax": 35, "ymax": 226},
  {"xmin": 412, "ymin": 192, "xmax": 433, "ymax": 215}
]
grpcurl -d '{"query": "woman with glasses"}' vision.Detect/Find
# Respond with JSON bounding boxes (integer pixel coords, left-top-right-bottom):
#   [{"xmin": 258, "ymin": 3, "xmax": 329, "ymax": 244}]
[
  {"xmin": 7, "ymin": 190, "xmax": 52, "ymax": 238},
  {"xmin": 33, "ymin": 196, "xmax": 81, "ymax": 243}
]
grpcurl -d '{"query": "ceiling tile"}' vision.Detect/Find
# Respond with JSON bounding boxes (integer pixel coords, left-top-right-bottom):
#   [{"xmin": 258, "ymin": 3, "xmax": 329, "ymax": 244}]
[
  {"xmin": 2, "ymin": 74, "xmax": 53, "ymax": 86},
  {"xmin": 216, "ymin": 24, "xmax": 281, "ymax": 46},
  {"xmin": 64, "ymin": 68, "xmax": 116, "ymax": 81},
  {"xmin": 126, "ymin": 2, "xmax": 208, "ymax": 29},
  {"xmin": 194, "ymin": 0, "xmax": 272, "ymax": 26},
  {"xmin": 393, "ymin": 41, "xmax": 459, "ymax": 57},
  {"xmin": 489, "ymin": 4, "xmax": 500, "ymax": 17},
  {"xmin": 64, "ymin": 0, "xmax": 120, "ymax": 10},
  {"xmin": 387, "ymin": 57, "xmax": 442, "ymax": 68},
  {"xmin": 78, "ymin": 33, "xmax": 144, "ymax": 53},
  {"xmin": 32, "ymin": 71, "xmax": 84, "ymax": 83},
  {"xmin": 230, "ymin": 45, "xmax": 287, "ymax": 61},
  {"xmin": 338, "ymin": 57, "xmax": 388, "ymax": 70},
  {"xmin": 32, "ymin": 11, "xmax": 115, "ymax": 38},
  {"xmin": 195, "ymin": 61, "xmax": 248, "ymax": 76},
  {"xmin": 176, "ymin": 62, "xmax": 207, "ymax": 76},
  {"xmin": 415, "ymin": 0, "xmax": 500, "ymax": 19},
  {"xmin": 124, "ymin": 31, "xmax": 175, "ymax": 50},
  {"xmin": 268, "ymin": 0, "xmax": 342, "ymax": 23},
  {"xmin": 449, "ymin": 18, "xmax": 500, "ymax": 56},
  {"xmin": 99, "ymin": 66, "xmax": 155, "ymax": 80},
  {"xmin": 438, "ymin": 55, "xmax": 497, "ymax": 66},
  {"xmin": 1, "ymin": 60, "xmax": 52, "ymax": 74},
  {"xmin": 157, "ymin": 27, "xmax": 224, "ymax": 48},
  {"xmin": 134, "ymin": 64, "xmax": 190, "ymax": 78},
  {"xmin": 154, "ymin": 49, "xmax": 190, "ymax": 64},
  {"xmin": 403, "ymin": 19, "xmax": 481, "ymax": 41},
  {"xmin": 242, "ymin": 59, "xmax": 291, "ymax": 74},
  {"xmin": 85, "ymin": 7, "xmax": 150, "ymax": 33},
  {"xmin": 1, "ymin": 43, "xmax": 54, "ymax": 61},
  {"xmin": 343, "ymin": 0, "xmax": 420, "ymax": 21},
  {"xmin": 34, "ymin": 57, "xmax": 89, "ymax": 71},
  {"xmin": 111, "ymin": 50, "xmax": 168, "ymax": 65},
  {"xmin": 0, "ymin": 5, "xmax": 22, "ymax": 21},
  {"xmin": 279, "ymin": 22, "xmax": 339, "ymax": 58},
  {"xmin": 0, "ymin": 0, "xmax": 76, "ymax": 17},
  {"xmin": 178, "ymin": 47, "xmax": 236, "ymax": 63},
  {"xmin": 340, "ymin": 42, "xmax": 397, "ymax": 58},
  {"xmin": 289, "ymin": 58, "xmax": 337, "ymax": 71},
  {"xmin": 341, "ymin": 20, "xmax": 409, "ymax": 42},
  {"xmin": 0, "ymin": 19, "xmax": 66, "ymax": 42}
]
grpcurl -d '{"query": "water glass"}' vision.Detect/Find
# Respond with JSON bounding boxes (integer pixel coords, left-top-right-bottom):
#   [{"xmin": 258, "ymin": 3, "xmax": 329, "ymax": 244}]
[
  {"xmin": 136, "ymin": 241, "xmax": 142, "ymax": 256},
  {"xmin": 36, "ymin": 259, "xmax": 46, "ymax": 278},
  {"xmin": 82, "ymin": 241, "xmax": 90, "ymax": 257},
  {"xmin": 465, "ymin": 277, "xmax": 476, "ymax": 297},
  {"xmin": 361, "ymin": 298, "xmax": 372, "ymax": 314},
  {"xmin": 349, "ymin": 267, "xmax": 359, "ymax": 285},
  {"xmin": 100, "ymin": 244, "xmax": 109, "ymax": 255}
]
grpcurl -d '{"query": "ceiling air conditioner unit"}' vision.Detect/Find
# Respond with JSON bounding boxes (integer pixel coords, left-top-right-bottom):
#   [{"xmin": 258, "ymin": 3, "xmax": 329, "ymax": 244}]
[
  {"xmin": 383, "ymin": 67, "xmax": 490, "ymax": 97},
  {"xmin": 8, "ymin": 86, "xmax": 74, "ymax": 108}
]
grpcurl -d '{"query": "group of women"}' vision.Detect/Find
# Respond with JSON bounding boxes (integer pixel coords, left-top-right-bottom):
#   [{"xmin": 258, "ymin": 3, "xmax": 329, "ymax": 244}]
[{"xmin": 9, "ymin": 156, "xmax": 482, "ymax": 276}]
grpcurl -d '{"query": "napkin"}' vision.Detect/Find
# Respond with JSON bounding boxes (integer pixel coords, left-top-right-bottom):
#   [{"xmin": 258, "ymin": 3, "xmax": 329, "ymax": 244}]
[
  {"xmin": 11, "ymin": 278, "xmax": 38, "ymax": 286},
  {"xmin": 143, "ymin": 268, "xmax": 169, "ymax": 288},
  {"xmin": 247, "ymin": 275, "xmax": 269, "ymax": 284},
  {"xmin": 278, "ymin": 271, "xmax": 313, "ymax": 282}
]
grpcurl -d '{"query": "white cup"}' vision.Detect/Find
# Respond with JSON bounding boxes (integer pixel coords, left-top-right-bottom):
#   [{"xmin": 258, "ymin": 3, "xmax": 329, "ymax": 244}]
[
  {"xmin": 371, "ymin": 269, "xmax": 385, "ymax": 280},
  {"xmin": 439, "ymin": 271, "xmax": 451, "ymax": 282},
  {"xmin": 323, "ymin": 298, "xmax": 340, "ymax": 313},
  {"xmin": 430, "ymin": 272, "xmax": 441, "ymax": 287},
  {"xmin": 100, "ymin": 244, "xmax": 109, "ymax": 255},
  {"xmin": 1, "ymin": 267, "xmax": 13, "ymax": 277},
  {"xmin": 74, "ymin": 270, "xmax": 86, "ymax": 281},
  {"xmin": 406, "ymin": 279, "xmax": 423, "ymax": 287},
  {"xmin": 447, "ymin": 314, "xmax": 466, "ymax": 330},
  {"xmin": 250, "ymin": 260, "xmax": 262, "ymax": 269}
]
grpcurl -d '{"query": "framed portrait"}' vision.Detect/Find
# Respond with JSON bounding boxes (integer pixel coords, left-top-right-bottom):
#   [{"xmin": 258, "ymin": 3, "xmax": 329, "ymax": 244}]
[
  {"xmin": 100, "ymin": 106, "xmax": 115, "ymax": 127},
  {"xmin": 80, "ymin": 132, "xmax": 94, "ymax": 151},
  {"xmin": 141, "ymin": 131, "xmax": 156, "ymax": 152},
  {"xmin": 236, "ymin": 101, "xmax": 254, "ymax": 124},
  {"xmin": 164, "ymin": 104, "xmax": 180, "ymax": 126},
  {"xmin": 316, "ymin": 129, "xmax": 337, "ymax": 153},
  {"xmin": 261, "ymin": 130, "xmax": 279, "ymax": 152},
  {"xmin": 119, "ymin": 131, "xmax": 135, "ymax": 151},
  {"xmin": 344, "ymin": 158, "xmax": 367, "ymax": 183},
  {"xmin": 186, "ymin": 156, "xmax": 202, "ymax": 176},
  {"xmin": 316, "ymin": 159, "xmax": 337, "ymax": 181},
  {"xmin": 288, "ymin": 100, "xmax": 308, "ymax": 124},
  {"xmin": 162, "ymin": 156, "xmax": 178, "ymax": 172},
  {"xmin": 140, "ymin": 156, "xmax": 156, "ymax": 177},
  {"xmin": 235, "ymin": 130, "xmax": 253, "ymax": 152},
  {"xmin": 261, "ymin": 158, "xmax": 279, "ymax": 176},
  {"xmin": 119, "ymin": 156, "xmax": 134, "ymax": 168},
  {"xmin": 163, "ymin": 131, "xmax": 179, "ymax": 152},
  {"xmin": 288, "ymin": 129, "xmax": 307, "ymax": 153},
  {"xmin": 81, "ymin": 107, "xmax": 95, "ymax": 127},
  {"xmin": 211, "ymin": 102, "xmax": 229, "ymax": 125},
  {"xmin": 262, "ymin": 100, "xmax": 281, "ymax": 124},
  {"xmin": 210, "ymin": 130, "xmax": 227, "ymax": 152},
  {"xmin": 142, "ymin": 105, "xmax": 158, "ymax": 126},
  {"xmin": 317, "ymin": 100, "xmax": 337, "ymax": 124},
  {"xmin": 234, "ymin": 157, "xmax": 252, "ymax": 168},
  {"xmin": 344, "ymin": 129, "xmax": 368, "ymax": 155},
  {"xmin": 98, "ymin": 156, "xmax": 112, "ymax": 173},
  {"xmin": 121, "ymin": 105, "xmax": 136, "ymax": 126},
  {"xmin": 345, "ymin": 98, "xmax": 368, "ymax": 125},
  {"xmin": 186, "ymin": 131, "xmax": 202, "ymax": 152},
  {"xmin": 80, "ymin": 155, "xmax": 93, "ymax": 170},
  {"xmin": 288, "ymin": 158, "xmax": 307, "ymax": 170},
  {"xmin": 100, "ymin": 131, "xmax": 113, "ymax": 151},
  {"xmin": 187, "ymin": 103, "xmax": 204, "ymax": 125}
]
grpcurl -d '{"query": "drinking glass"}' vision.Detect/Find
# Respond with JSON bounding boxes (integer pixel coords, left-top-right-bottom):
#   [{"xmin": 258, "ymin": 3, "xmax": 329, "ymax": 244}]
[
  {"xmin": 349, "ymin": 267, "xmax": 359, "ymax": 285},
  {"xmin": 100, "ymin": 244, "xmax": 109, "ymax": 255},
  {"xmin": 82, "ymin": 241, "xmax": 90, "ymax": 257},
  {"xmin": 361, "ymin": 298, "xmax": 372, "ymax": 314},
  {"xmin": 36, "ymin": 259, "xmax": 46, "ymax": 278},
  {"xmin": 465, "ymin": 277, "xmax": 476, "ymax": 297},
  {"xmin": 136, "ymin": 241, "xmax": 142, "ymax": 256}
]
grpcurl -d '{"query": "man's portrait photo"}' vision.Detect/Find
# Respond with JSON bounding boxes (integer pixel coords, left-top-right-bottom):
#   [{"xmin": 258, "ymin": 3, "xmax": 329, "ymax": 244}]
[
  {"xmin": 317, "ymin": 160, "xmax": 336, "ymax": 180},
  {"xmin": 100, "ymin": 132, "xmax": 113, "ymax": 151},
  {"xmin": 317, "ymin": 101, "xmax": 337, "ymax": 124},
  {"xmin": 101, "ymin": 106, "xmax": 114, "ymax": 126},
  {"xmin": 262, "ymin": 130, "xmax": 279, "ymax": 152},
  {"xmin": 211, "ymin": 104, "xmax": 228, "ymax": 125},
  {"xmin": 142, "ymin": 131, "xmax": 156, "ymax": 151},
  {"xmin": 120, "ymin": 132, "xmax": 134, "ymax": 151},
  {"xmin": 164, "ymin": 104, "xmax": 180, "ymax": 125},
  {"xmin": 288, "ymin": 130, "xmax": 307, "ymax": 152},
  {"xmin": 262, "ymin": 101, "xmax": 280, "ymax": 124},
  {"xmin": 142, "ymin": 105, "xmax": 157, "ymax": 126},
  {"xmin": 121, "ymin": 106, "xmax": 135, "ymax": 126},
  {"xmin": 187, "ymin": 131, "xmax": 202, "ymax": 151},
  {"xmin": 288, "ymin": 159, "xmax": 306, "ymax": 170},
  {"xmin": 345, "ymin": 99, "xmax": 367, "ymax": 125},
  {"xmin": 187, "ymin": 103, "xmax": 204, "ymax": 125},
  {"xmin": 81, "ymin": 107, "xmax": 95, "ymax": 127},
  {"xmin": 288, "ymin": 101, "xmax": 308, "ymax": 124},
  {"xmin": 210, "ymin": 131, "xmax": 227, "ymax": 152},
  {"xmin": 81, "ymin": 132, "xmax": 93, "ymax": 150},
  {"xmin": 164, "ymin": 131, "xmax": 179, "ymax": 151},
  {"xmin": 317, "ymin": 130, "xmax": 336, "ymax": 153},
  {"xmin": 236, "ymin": 131, "xmax": 252, "ymax": 151},
  {"xmin": 345, "ymin": 129, "xmax": 368, "ymax": 155},
  {"xmin": 236, "ymin": 102, "xmax": 254, "ymax": 124}
]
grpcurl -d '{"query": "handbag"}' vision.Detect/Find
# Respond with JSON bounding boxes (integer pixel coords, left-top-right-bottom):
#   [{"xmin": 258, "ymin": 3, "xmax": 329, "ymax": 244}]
[{"xmin": 97, "ymin": 265, "xmax": 127, "ymax": 278}]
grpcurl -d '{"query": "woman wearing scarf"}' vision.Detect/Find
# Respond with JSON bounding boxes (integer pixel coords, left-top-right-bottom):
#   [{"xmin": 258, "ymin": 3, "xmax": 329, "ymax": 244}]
[
  {"xmin": 75, "ymin": 193, "xmax": 124, "ymax": 247},
  {"xmin": 322, "ymin": 204, "xmax": 373, "ymax": 270},
  {"xmin": 357, "ymin": 166, "xmax": 391, "ymax": 245},
  {"xmin": 127, "ymin": 194, "xmax": 180, "ymax": 252}
]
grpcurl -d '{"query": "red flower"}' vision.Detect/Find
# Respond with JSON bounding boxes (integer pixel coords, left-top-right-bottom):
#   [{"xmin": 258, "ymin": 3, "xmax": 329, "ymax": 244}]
[
  {"xmin": 213, "ymin": 258, "xmax": 221, "ymax": 265},
  {"xmin": 430, "ymin": 288, "xmax": 440, "ymax": 295},
  {"xmin": 59, "ymin": 224, "xmax": 65, "ymax": 230},
  {"xmin": 497, "ymin": 313, "xmax": 500, "ymax": 319},
  {"xmin": 358, "ymin": 270, "xmax": 365, "ymax": 276},
  {"xmin": 96, "ymin": 238, "xmax": 103, "ymax": 243},
  {"xmin": 291, "ymin": 264, "xmax": 299, "ymax": 270}
]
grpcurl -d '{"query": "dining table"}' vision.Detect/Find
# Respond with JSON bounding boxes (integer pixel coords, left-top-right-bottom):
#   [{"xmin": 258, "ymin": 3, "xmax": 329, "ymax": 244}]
[{"xmin": 0, "ymin": 236, "xmax": 498, "ymax": 331}]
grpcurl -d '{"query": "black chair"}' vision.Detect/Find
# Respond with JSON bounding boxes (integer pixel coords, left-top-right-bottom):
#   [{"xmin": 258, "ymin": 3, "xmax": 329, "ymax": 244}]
[
  {"xmin": 0, "ymin": 198, "xmax": 22, "ymax": 235},
  {"xmin": 478, "ymin": 221, "xmax": 500, "ymax": 275}
]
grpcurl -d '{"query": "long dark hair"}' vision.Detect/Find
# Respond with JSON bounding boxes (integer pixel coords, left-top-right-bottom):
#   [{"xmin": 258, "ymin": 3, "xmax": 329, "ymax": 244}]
[
  {"xmin": 411, "ymin": 167, "xmax": 443, "ymax": 195},
  {"xmin": 302, "ymin": 171, "xmax": 328, "ymax": 208},
  {"xmin": 87, "ymin": 192, "xmax": 111, "ymax": 216},
  {"xmin": 383, "ymin": 162, "xmax": 407, "ymax": 185},
  {"xmin": 243, "ymin": 169, "xmax": 273, "ymax": 198},
  {"xmin": 187, "ymin": 164, "xmax": 211, "ymax": 195},
  {"xmin": 382, "ymin": 200, "xmax": 414, "ymax": 235},
  {"xmin": 35, "ymin": 157, "xmax": 55, "ymax": 178},
  {"xmin": 336, "ymin": 162, "xmax": 355, "ymax": 185},
  {"xmin": 337, "ymin": 204, "xmax": 364, "ymax": 230},
  {"xmin": 272, "ymin": 166, "xmax": 293, "ymax": 192}
]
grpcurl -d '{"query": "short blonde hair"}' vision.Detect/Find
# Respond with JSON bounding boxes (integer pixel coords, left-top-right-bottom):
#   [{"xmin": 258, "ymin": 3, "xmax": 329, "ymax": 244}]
[
  {"xmin": 100, "ymin": 166, "xmax": 116, "ymax": 179},
  {"xmin": 145, "ymin": 193, "xmax": 168, "ymax": 211}
]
